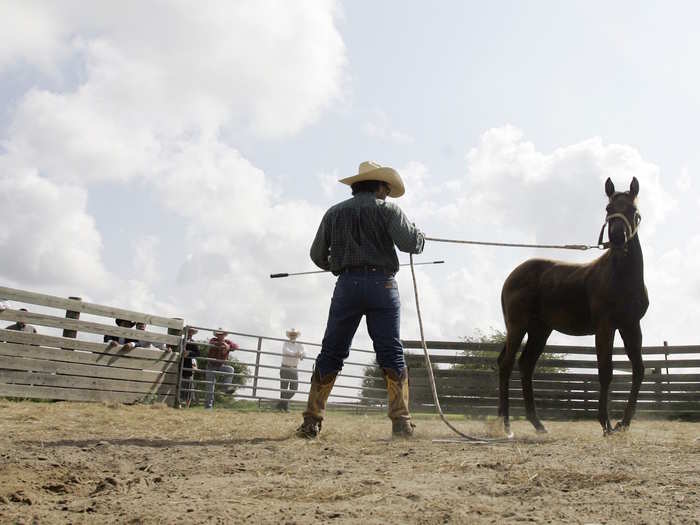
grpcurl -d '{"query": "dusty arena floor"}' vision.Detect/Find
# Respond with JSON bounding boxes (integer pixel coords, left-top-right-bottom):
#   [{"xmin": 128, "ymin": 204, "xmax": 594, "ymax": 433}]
[{"xmin": 0, "ymin": 400, "xmax": 698, "ymax": 524}]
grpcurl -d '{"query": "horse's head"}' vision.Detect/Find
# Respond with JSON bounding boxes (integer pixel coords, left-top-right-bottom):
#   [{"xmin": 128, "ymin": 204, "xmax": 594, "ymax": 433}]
[{"xmin": 603, "ymin": 177, "xmax": 641, "ymax": 249}]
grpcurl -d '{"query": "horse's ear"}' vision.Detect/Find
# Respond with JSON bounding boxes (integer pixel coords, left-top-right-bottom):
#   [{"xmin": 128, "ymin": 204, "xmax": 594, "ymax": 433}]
[
  {"xmin": 629, "ymin": 177, "xmax": 639, "ymax": 198},
  {"xmin": 605, "ymin": 178, "xmax": 615, "ymax": 197}
]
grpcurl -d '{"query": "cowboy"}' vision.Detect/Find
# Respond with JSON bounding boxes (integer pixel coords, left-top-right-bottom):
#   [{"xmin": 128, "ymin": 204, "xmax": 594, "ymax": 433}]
[
  {"xmin": 204, "ymin": 329, "xmax": 238, "ymax": 409},
  {"xmin": 298, "ymin": 161, "xmax": 424, "ymax": 438},
  {"xmin": 180, "ymin": 327, "xmax": 201, "ymax": 407},
  {"xmin": 277, "ymin": 328, "xmax": 305, "ymax": 411},
  {"xmin": 4, "ymin": 308, "xmax": 38, "ymax": 334}
]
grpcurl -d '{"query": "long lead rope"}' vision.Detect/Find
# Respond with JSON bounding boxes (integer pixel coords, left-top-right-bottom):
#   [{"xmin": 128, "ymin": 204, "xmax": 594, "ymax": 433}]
[
  {"xmin": 425, "ymin": 236, "xmax": 602, "ymax": 251},
  {"xmin": 409, "ymin": 253, "xmax": 511, "ymax": 443}
]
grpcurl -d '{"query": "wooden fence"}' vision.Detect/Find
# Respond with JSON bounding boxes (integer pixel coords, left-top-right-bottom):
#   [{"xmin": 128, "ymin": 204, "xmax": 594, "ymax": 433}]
[
  {"xmin": 402, "ymin": 340, "xmax": 700, "ymax": 420},
  {"xmin": 2, "ymin": 282, "xmax": 699, "ymax": 420},
  {"xmin": 0, "ymin": 286, "xmax": 183, "ymax": 406}
]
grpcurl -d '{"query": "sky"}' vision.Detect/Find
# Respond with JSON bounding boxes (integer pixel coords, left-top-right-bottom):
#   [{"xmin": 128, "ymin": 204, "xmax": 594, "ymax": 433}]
[{"xmin": 1, "ymin": 0, "xmax": 700, "ymax": 367}]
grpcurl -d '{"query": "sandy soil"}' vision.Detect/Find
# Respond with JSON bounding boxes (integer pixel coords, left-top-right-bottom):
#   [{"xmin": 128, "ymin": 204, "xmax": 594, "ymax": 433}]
[{"xmin": 0, "ymin": 400, "xmax": 698, "ymax": 524}]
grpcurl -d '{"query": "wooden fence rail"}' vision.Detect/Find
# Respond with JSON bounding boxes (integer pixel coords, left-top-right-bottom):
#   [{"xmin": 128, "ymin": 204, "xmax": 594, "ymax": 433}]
[
  {"xmin": 1, "ymin": 283, "xmax": 699, "ymax": 420},
  {"xmin": 0, "ymin": 286, "xmax": 183, "ymax": 406},
  {"xmin": 402, "ymin": 340, "xmax": 700, "ymax": 420}
]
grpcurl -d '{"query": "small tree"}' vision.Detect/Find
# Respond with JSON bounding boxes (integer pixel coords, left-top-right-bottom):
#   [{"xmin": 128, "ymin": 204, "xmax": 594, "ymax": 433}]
[
  {"xmin": 455, "ymin": 328, "xmax": 566, "ymax": 373},
  {"xmin": 360, "ymin": 360, "xmax": 385, "ymax": 406},
  {"xmin": 360, "ymin": 353, "xmax": 439, "ymax": 406},
  {"xmin": 454, "ymin": 327, "xmax": 506, "ymax": 371}
]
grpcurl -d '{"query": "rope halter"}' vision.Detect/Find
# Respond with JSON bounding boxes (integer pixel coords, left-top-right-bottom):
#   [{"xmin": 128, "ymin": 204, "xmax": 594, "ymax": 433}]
[{"xmin": 597, "ymin": 210, "xmax": 641, "ymax": 249}]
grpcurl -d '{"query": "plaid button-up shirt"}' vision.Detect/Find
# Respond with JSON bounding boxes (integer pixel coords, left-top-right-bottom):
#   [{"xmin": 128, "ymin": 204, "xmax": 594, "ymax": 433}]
[{"xmin": 310, "ymin": 192, "xmax": 424, "ymax": 274}]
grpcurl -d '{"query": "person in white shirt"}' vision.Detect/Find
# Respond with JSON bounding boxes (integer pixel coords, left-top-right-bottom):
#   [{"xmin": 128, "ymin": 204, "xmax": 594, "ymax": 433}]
[{"xmin": 278, "ymin": 328, "xmax": 305, "ymax": 412}]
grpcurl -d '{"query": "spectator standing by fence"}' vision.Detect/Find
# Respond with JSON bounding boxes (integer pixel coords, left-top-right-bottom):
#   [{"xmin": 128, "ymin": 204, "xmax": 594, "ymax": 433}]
[
  {"xmin": 204, "ymin": 329, "xmax": 238, "ymax": 409},
  {"xmin": 277, "ymin": 328, "xmax": 305, "ymax": 412},
  {"xmin": 5, "ymin": 308, "xmax": 38, "ymax": 333},
  {"xmin": 180, "ymin": 327, "xmax": 200, "ymax": 407}
]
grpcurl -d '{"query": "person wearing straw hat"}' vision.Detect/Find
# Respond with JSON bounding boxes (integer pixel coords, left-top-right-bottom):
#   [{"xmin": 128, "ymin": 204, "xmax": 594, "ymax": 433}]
[
  {"xmin": 277, "ymin": 328, "xmax": 305, "ymax": 411},
  {"xmin": 298, "ymin": 161, "xmax": 424, "ymax": 439},
  {"xmin": 204, "ymin": 329, "xmax": 238, "ymax": 409},
  {"xmin": 180, "ymin": 327, "xmax": 201, "ymax": 407}
]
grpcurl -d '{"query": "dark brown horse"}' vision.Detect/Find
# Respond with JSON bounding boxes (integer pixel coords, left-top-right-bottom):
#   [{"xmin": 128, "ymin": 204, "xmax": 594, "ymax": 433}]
[{"xmin": 498, "ymin": 177, "xmax": 649, "ymax": 436}]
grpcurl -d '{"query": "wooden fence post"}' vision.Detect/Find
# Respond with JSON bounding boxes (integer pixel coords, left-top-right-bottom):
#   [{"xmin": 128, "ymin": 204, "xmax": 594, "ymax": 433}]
[
  {"xmin": 167, "ymin": 318, "xmax": 184, "ymax": 351},
  {"xmin": 251, "ymin": 337, "xmax": 262, "ymax": 398},
  {"xmin": 62, "ymin": 296, "xmax": 82, "ymax": 339}
]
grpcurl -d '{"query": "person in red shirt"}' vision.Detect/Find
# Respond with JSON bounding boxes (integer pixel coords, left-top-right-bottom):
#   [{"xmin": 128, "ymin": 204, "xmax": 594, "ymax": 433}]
[{"xmin": 204, "ymin": 329, "xmax": 238, "ymax": 409}]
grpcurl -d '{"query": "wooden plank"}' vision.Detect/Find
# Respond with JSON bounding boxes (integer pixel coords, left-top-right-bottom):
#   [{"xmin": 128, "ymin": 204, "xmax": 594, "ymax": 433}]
[
  {"xmin": 411, "ymin": 383, "xmax": 700, "ymax": 399},
  {"xmin": 0, "ymin": 382, "xmax": 173, "ymax": 404},
  {"xmin": 0, "ymin": 329, "xmax": 179, "ymax": 361},
  {"xmin": 410, "ymin": 375, "xmax": 700, "ymax": 391},
  {"xmin": 415, "ymin": 396, "xmax": 700, "ymax": 411},
  {"xmin": 410, "ymin": 368, "xmax": 700, "ymax": 382},
  {"xmin": 0, "ymin": 310, "xmax": 180, "ymax": 346},
  {"xmin": 0, "ymin": 286, "xmax": 183, "ymax": 330},
  {"xmin": 0, "ymin": 343, "xmax": 180, "ymax": 373},
  {"xmin": 0, "ymin": 355, "xmax": 177, "ymax": 384},
  {"xmin": 0, "ymin": 370, "xmax": 176, "ymax": 395},
  {"xmin": 409, "ymin": 355, "xmax": 700, "ymax": 369},
  {"xmin": 431, "ymin": 406, "xmax": 695, "ymax": 418},
  {"xmin": 421, "ymin": 398, "xmax": 700, "ymax": 411},
  {"xmin": 403, "ymin": 341, "xmax": 700, "ymax": 356}
]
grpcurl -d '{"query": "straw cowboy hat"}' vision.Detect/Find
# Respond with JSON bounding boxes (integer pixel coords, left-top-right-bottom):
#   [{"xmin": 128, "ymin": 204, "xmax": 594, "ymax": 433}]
[
  {"xmin": 286, "ymin": 328, "xmax": 300, "ymax": 338},
  {"xmin": 339, "ymin": 161, "xmax": 405, "ymax": 198}
]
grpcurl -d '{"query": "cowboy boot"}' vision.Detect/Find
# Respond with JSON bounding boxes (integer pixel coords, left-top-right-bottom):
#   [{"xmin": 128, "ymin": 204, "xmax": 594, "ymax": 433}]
[
  {"xmin": 296, "ymin": 369, "xmax": 337, "ymax": 438},
  {"xmin": 383, "ymin": 368, "xmax": 415, "ymax": 437}
]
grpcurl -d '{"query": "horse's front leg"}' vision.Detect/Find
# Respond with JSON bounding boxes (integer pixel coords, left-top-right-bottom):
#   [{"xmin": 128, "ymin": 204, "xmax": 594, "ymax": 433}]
[
  {"xmin": 616, "ymin": 323, "xmax": 644, "ymax": 430},
  {"xmin": 595, "ymin": 326, "xmax": 615, "ymax": 435},
  {"xmin": 498, "ymin": 327, "xmax": 525, "ymax": 439}
]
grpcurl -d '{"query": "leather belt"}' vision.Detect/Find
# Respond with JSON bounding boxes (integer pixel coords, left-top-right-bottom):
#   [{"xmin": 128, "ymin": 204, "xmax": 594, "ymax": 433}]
[{"xmin": 342, "ymin": 265, "xmax": 394, "ymax": 275}]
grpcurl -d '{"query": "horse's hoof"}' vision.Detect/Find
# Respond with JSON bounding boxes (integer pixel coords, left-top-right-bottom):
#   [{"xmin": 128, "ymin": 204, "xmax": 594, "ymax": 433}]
[
  {"xmin": 535, "ymin": 426, "xmax": 548, "ymax": 435},
  {"xmin": 614, "ymin": 421, "xmax": 629, "ymax": 432},
  {"xmin": 505, "ymin": 429, "xmax": 514, "ymax": 439}
]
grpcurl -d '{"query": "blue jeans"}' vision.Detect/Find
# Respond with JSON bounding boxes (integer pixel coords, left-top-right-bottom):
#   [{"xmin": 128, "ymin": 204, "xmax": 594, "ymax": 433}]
[
  {"xmin": 315, "ymin": 270, "xmax": 405, "ymax": 377},
  {"xmin": 204, "ymin": 363, "xmax": 234, "ymax": 408}
]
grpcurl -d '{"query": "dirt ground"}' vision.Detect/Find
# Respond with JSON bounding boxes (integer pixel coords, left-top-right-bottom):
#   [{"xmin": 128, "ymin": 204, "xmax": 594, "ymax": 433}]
[{"xmin": 0, "ymin": 400, "xmax": 698, "ymax": 524}]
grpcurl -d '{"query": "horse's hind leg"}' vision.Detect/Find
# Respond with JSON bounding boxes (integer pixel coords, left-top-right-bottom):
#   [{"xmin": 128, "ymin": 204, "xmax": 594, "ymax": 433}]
[
  {"xmin": 518, "ymin": 325, "xmax": 552, "ymax": 433},
  {"xmin": 498, "ymin": 326, "xmax": 526, "ymax": 438},
  {"xmin": 616, "ymin": 323, "xmax": 644, "ymax": 430}
]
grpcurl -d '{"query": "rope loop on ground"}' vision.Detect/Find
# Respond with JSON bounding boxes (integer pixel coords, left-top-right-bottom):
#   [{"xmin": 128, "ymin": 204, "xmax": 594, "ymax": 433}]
[{"xmin": 408, "ymin": 253, "xmax": 511, "ymax": 443}]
